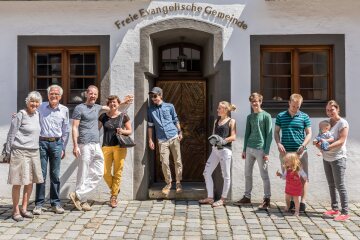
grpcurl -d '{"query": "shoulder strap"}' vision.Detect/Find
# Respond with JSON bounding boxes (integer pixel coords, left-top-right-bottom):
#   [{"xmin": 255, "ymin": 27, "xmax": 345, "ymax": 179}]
[
  {"xmin": 5, "ymin": 110, "xmax": 26, "ymax": 154},
  {"xmin": 226, "ymin": 118, "xmax": 232, "ymax": 126},
  {"xmin": 215, "ymin": 117, "xmax": 220, "ymax": 126},
  {"xmin": 227, "ymin": 118, "xmax": 233, "ymax": 137},
  {"xmin": 213, "ymin": 118, "xmax": 220, "ymax": 133},
  {"xmin": 18, "ymin": 109, "xmax": 26, "ymax": 123},
  {"xmin": 118, "ymin": 112, "xmax": 125, "ymax": 128}
]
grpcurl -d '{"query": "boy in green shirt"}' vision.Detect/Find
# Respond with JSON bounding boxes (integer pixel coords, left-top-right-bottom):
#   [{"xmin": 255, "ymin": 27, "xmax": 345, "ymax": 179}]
[{"xmin": 234, "ymin": 93, "xmax": 273, "ymax": 210}]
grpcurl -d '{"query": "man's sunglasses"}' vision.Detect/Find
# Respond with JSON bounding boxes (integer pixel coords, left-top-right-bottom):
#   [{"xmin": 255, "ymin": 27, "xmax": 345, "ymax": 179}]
[{"xmin": 151, "ymin": 94, "xmax": 159, "ymax": 99}]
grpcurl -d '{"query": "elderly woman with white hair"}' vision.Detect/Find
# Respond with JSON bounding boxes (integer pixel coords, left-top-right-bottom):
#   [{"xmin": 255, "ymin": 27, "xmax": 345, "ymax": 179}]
[{"xmin": 5, "ymin": 91, "xmax": 44, "ymax": 221}]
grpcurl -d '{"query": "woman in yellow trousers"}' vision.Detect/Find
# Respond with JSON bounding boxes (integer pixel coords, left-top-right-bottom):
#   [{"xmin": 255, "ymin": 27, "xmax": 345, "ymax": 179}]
[{"xmin": 99, "ymin": 95, "xmax": 132, "ymax": 208}]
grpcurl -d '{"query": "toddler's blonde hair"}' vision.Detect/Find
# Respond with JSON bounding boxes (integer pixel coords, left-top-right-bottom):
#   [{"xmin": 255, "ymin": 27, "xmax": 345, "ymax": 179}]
[{"xmin": 283, "ymin": 153, "xmax": 301, "ymax": 173}]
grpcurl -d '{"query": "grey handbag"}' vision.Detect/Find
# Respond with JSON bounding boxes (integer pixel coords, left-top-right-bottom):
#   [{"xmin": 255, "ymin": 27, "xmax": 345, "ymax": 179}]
[
  {"xmin": 1, "ymin": 143, "xmax": 10, "ymax": 163},
  {"xmin": 1, "ymin": 110, "xmax": 26, "ymax": 163}
]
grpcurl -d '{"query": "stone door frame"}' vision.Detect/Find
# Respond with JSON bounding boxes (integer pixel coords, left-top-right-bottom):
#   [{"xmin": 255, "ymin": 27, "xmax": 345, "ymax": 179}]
[{"xmin": 133, "ymin": 18, "xmax": 231, "ymax": 200}]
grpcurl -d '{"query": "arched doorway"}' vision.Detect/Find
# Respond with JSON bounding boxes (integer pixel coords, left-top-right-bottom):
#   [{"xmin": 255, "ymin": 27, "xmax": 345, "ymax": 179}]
[
  {"xmin": 133, "ymin": 19, "xmax": 230, "ymax": 200},
  {"xmin": 155, "ymin": 43, "xmax": 207, "ymax": 182}
]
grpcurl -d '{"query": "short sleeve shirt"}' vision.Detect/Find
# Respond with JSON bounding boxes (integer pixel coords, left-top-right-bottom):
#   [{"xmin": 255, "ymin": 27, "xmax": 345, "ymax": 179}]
[
  {"xmin": 98, "ymin": 113, "xmax": 130, "ymax": 146},
  {"xmin": 322, "ymin": 118, "xmax": 349, "ymax": 162},
  {"xmin": 72, "ymin": 103, "xmax": 102, "ymax": 144},
  {"xmin": 275, "ymin": 110, "xmax": 311, "ymax": 152}
]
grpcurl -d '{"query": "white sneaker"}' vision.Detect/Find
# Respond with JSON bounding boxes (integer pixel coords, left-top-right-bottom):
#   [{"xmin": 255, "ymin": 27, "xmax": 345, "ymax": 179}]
[
  {"xmin": 32, "ymin": 206, "xmax": 42, "ymax": 215},
  {"xmin": 52, "ymin": 205, "xmax": 65, "ymax": 214}
]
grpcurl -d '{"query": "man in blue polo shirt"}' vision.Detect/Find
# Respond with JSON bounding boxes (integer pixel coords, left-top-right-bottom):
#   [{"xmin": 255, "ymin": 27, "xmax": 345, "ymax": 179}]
[
  {"xmin": 148, "ymin": 87, "xmax": 183, "ymax": 197},
  {"xmin": 274, "ymin": 93, "xmax": 312, "ymax": 212}
]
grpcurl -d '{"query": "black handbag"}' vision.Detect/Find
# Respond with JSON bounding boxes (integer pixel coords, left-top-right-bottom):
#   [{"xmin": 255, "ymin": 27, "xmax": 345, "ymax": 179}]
[{"xmin": 116, "ymin": 113, "xmax": 136, "ymax": 148}]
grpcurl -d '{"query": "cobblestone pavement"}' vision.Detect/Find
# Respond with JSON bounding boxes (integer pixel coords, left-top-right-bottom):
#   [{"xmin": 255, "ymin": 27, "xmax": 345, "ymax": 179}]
[{"xmin": 0, "ymin": 199, "xmax": 360, "ymax": 239}]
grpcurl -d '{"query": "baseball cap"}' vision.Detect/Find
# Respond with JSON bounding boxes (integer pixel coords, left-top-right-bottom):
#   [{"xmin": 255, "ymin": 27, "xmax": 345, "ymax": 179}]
[{"xmin": 148, "ymin": 87, "xmax": 163, "ymax": 96}]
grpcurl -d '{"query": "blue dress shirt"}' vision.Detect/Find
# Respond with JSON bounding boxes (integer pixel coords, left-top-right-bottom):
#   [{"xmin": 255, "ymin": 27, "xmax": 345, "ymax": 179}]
[
  {"xmin": 147, "ymin": 102, "xmax": 179, "ymax": 142},
  {"xmin": 38, "ymin": 102, "xmax": 70, "ymax": 150}
]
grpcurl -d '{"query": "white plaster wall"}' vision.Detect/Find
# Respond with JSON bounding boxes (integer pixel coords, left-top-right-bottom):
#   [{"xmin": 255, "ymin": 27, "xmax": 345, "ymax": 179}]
[
  {"xmin": 0, "ymin": 0, "xmax": 151, "ymax": 201},
  {"xmin": 228, "ymin": 0, "xmax": 360, "ymax": 202},
  {"xmin": 0, "ymin": 0, "xmax": 359, "ymax": 202}
]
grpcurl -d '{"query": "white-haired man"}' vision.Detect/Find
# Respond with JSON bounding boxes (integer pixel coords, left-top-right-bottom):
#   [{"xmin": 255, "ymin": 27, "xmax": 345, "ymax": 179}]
[{"xmin": 33, "ymin": 85, "xmax": 70, "ymax": 215}]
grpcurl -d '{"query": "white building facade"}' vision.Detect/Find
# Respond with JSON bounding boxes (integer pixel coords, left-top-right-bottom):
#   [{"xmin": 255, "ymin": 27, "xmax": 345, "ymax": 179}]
[{"xmin": 0, "ymin": 0, "xmax": 359, "ymax": 202}]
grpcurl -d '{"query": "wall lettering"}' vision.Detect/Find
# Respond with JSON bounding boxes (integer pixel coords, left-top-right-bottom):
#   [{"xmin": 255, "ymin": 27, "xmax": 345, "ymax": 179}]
[{"xmin": 114, "ymin": 3, "xmax": 248, "ymax": 30}]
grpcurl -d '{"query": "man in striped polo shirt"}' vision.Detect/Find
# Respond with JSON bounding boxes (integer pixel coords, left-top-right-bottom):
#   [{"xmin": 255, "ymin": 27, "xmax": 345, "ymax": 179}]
[{"xmin": 274, "ymin": 93, "xmax": 312, "ymax": 212}]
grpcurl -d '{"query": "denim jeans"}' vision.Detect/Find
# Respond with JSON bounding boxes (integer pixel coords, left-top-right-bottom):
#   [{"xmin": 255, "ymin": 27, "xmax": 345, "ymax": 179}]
[
  {"xmin": 244, "ymin": 147, "xmax": 271, "ymax": 199},
  {"xmin": 323, "ymin": 158, "xmax": 348, "ymax": 214},
  {"xmin": 35, "ymin": 139, "xmax": 63, "ymax": 207}
]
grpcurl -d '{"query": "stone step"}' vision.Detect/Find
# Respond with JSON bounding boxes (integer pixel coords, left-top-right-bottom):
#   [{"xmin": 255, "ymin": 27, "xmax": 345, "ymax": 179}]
[{"xmin": 149, "ymin": 182, "xmax": 207, "ymax": 200}]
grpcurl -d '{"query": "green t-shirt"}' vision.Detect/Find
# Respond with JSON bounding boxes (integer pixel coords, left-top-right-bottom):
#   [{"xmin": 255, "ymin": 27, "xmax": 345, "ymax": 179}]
[{"xmin": 243, "ymin": 111, "xmax": 273, "ymax": 155}]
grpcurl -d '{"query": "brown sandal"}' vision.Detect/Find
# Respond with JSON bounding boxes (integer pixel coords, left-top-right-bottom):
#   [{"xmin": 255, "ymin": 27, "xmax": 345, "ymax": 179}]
[
  {"xmin": 110, "ymin": 196, "xmax": 118, "ymax": 208},
  {"xmin": 20, "ymin": 210, "xmax": 34, "ymax": 219},
  {"xmin": 12, "ymin": 214, "xmax": 24, "ymax": 222},
  {"xmin": 199, "ymin": 198, "xmax": 214, "ymax": 205}
]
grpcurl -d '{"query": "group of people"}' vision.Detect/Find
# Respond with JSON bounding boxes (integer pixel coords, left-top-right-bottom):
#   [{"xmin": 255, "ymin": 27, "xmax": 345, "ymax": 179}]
[
  {"xmin": 4, "ymin": 85, "xmax": 132, "ymax": 221},
  {"xmin": 197, "ymin": 93, "xmax": 349, "ymax": 221},
  {"xmin": 4, "ymin": 84, "xmax": 350, "ymax": 223},
  {"xmin": 146, "ymin": 88, "xmax": 349, "ymax": 221}
]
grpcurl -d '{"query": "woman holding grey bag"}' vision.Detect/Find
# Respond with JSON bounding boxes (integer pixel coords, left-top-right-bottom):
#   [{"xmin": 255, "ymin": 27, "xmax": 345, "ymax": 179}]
[
  {"xmin": 5, "ymin": 91, "xmax": 44, "ymax": 221},
  {"xmin": 98, "ymin": 95, "xmax": 132, "ymax": 208},
  {"xmin": 199, "ymin": 101, "xmax": 236, "ymax": 207}
]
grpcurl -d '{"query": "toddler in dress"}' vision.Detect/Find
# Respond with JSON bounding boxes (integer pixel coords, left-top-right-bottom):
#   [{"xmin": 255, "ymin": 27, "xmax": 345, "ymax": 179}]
[{"xmin": 276, "ymin": 153, "xmax": 308, "ymax": 216}]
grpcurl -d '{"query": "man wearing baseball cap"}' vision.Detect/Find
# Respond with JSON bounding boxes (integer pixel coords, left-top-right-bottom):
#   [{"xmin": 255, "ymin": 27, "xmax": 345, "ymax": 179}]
[{"xmin": 147, "ymin": 87, "xmax": 183, "ymax": 197}]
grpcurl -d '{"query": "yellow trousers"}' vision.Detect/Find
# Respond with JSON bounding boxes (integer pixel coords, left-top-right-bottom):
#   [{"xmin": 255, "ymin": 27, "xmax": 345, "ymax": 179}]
[{"xmin": 102, "ymin": 146, "xmax": 127, "ymax": 197}]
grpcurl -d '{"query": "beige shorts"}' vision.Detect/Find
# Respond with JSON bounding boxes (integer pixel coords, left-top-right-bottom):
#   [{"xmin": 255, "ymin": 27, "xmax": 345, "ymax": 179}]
[{"xmin": 8, "ymin": 148, "xmax": 44, "ymax": 185}]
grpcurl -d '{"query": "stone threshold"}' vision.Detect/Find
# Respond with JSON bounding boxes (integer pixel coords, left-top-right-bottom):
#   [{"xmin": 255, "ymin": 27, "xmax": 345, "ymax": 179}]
[{"xmin": 149, "ymin": 182, "xmax": 206, "ymax": 200}]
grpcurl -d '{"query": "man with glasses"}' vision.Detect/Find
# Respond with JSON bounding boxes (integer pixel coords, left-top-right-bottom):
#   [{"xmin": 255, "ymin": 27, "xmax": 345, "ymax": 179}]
[
  {"xmin": 148, "ymin": 87, "xmax": 183, "ymax": 197},
  {"xmin": 33, "ymin": 85, "xmax": 70, "ymax": 215}
]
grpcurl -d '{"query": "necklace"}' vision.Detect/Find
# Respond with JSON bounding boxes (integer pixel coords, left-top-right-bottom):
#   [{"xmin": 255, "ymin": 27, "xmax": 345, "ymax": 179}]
[
  {"xmin": 218, "ymin": 117, "xmax": 230, "ymax": 126},
  {"xmin": 107, "ymin": 111, "xmax": 120, "ymax": 118}
]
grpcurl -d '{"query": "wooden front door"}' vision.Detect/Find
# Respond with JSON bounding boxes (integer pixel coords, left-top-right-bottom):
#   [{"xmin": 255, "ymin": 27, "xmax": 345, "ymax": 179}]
[{"xmin": 155, "ymin": 80, "xmax": 207, "ymax": 182}]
